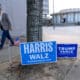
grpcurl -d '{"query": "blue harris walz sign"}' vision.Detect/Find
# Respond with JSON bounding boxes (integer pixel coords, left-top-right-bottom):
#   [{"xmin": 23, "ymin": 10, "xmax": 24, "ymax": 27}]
[
  {"xmin": 20, "ymin": 41, "xmax": 57, "ymax": 65},
  {"xmin": 57, "ymin": 44, "xmax": 78, "ymax": 57}
]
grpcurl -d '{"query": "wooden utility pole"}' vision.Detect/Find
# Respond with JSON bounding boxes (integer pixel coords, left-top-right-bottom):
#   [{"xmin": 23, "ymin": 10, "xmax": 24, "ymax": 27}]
[{"xmin": 27, "ymin": 0, "xmax": 43, "ymax": 42}]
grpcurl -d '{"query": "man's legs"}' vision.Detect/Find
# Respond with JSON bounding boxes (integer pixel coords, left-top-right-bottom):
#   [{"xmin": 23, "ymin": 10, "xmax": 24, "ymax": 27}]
[
  {"xmin": 0, "ymin": 31, "xmax": 6, "ymax": 49},
  {"xmin": 7, "ymin": 31, "xmax": 14, "ymax": 45}
]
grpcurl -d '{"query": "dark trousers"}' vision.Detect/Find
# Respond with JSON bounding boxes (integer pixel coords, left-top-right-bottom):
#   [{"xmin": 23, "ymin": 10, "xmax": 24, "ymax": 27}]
[{"xmin": 0, "ymin": 30, "xmax": 14, "ymax": 48}]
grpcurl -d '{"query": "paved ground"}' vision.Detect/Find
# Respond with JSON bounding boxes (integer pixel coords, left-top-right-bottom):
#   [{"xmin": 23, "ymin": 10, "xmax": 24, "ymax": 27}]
[
  {"xmin": 0, "ymin": 44, "xmax": 20, "ymax": 63},
  {"xmin": 64, "ymin": 47, "xmax": 80, "ymax": 80},
  {"xmin": 64, "ymin": 60, "xmax": 80, "ymax": 80}
]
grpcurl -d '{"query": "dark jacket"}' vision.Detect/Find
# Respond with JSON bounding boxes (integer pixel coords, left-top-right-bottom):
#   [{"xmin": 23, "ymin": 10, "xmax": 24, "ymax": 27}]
[{"xmin": 1, "ymin": 13, "xmax": 12, "ymax": 30}]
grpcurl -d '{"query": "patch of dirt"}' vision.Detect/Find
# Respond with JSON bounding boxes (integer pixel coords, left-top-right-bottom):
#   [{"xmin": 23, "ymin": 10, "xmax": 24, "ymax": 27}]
[{"xmin": 4, "ymin": 58, "xmax": 76, "ymax": 80}]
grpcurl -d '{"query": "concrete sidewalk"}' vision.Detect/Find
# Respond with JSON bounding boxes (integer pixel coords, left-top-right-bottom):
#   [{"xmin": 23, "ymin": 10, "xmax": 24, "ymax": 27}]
[
  {"xmin": 64, "ymin": 60, "xmax": 80, "ymax": 80},
  {"xmin": 64, "ymin": 48, "xmax": 80, "ymax": 80},
  {"xmin": 0, "ymin": 45, "xmax": 20, "ymax": 63}
]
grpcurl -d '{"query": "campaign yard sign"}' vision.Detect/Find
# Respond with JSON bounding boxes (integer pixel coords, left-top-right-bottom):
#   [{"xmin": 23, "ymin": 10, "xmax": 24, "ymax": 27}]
[
  {"xmin": 57, "ymin": 44, "xmax": 78, "ymax": 57},
  {"xmin": 20, "ymin": 41, "xmax": 57, "ymax": 65}
]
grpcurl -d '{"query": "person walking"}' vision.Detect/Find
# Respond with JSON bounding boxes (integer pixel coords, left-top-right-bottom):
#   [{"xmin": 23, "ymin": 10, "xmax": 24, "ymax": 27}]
[{"xmin": 0, "ymin": 4, "xmax": 14, "ymax": 49}]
